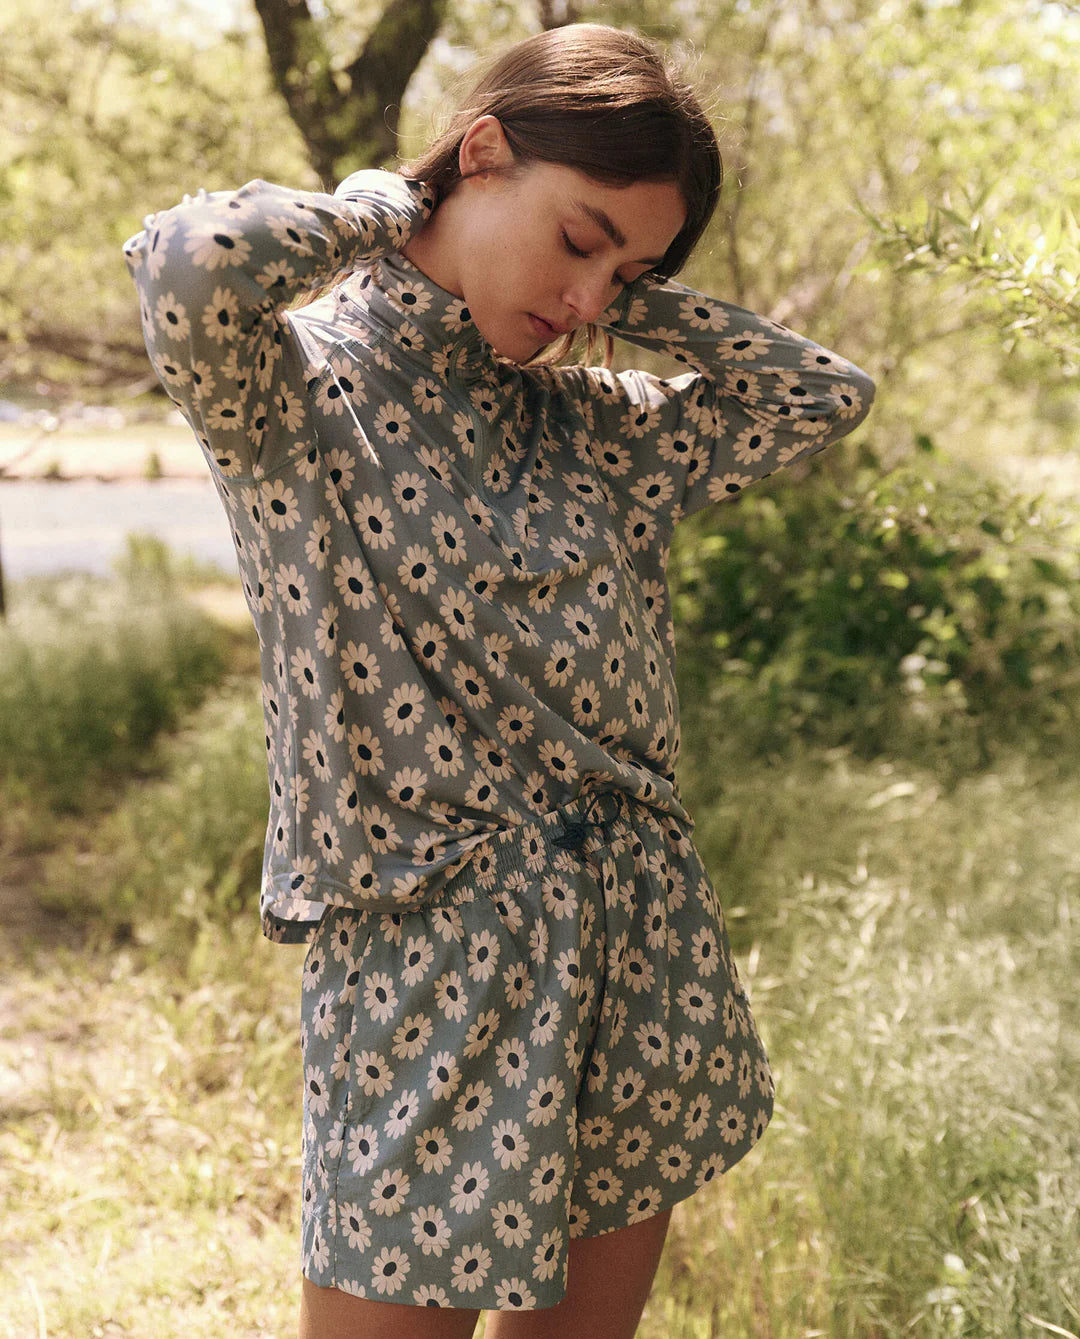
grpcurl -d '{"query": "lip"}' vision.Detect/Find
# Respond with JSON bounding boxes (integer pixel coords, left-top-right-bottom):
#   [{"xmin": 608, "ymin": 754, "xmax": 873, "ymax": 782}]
[{"xmin": 528, "ymin": 313, "xmax": 562, "ymax": 338}]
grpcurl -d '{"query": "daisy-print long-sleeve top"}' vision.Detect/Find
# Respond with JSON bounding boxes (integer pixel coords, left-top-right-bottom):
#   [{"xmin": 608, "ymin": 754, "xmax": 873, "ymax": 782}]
[{"xmin": 122, "ymin": 169, "xmax": 876, "ymax": 944}]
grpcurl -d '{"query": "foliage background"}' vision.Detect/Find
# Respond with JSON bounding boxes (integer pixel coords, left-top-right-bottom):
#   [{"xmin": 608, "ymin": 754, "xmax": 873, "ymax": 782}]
[{"xmin": 1, "ymin": 0, "xmax": 1078, "ymax": 1335}]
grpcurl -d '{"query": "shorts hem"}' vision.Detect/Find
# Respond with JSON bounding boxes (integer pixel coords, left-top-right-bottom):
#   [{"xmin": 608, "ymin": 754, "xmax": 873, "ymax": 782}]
[{"xmin": 569, "ymin": 1129, "xmax": 770, "ymax": 1243}]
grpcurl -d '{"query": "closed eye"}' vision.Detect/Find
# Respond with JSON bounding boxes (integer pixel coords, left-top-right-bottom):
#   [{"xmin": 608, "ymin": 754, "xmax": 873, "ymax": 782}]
[{"xmin": 561, "ymin": 229, "xmax": 630, "ymax": 288}]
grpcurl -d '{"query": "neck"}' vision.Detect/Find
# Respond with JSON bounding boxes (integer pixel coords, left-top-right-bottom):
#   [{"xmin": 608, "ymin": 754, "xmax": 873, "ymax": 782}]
[{"xmin": 400, "ymin": 201, "xmax": 465, "ymax": 299}]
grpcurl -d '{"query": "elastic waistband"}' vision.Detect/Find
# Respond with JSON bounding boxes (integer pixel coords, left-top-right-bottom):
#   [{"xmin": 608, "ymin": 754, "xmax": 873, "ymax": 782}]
[{"xmin": 410, "ymin": 787, "xmax": 647, "ymax": 918}]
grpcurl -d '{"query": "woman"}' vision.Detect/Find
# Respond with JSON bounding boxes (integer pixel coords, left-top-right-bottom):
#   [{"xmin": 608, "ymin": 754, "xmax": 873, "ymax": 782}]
[{"xmin": 122, "ymin": 21, "xmax": 875, "ymax": 1339}]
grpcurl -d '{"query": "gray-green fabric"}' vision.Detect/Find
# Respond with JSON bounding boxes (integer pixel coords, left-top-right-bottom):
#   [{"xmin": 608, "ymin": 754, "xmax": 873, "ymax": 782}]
[
  {"xmin": 121, "ymin": 169, "xmax": 876, "ymax": 945},
  {"xmin": 297, "ymin": 793, "xmax": 776, "ymax": 1308}
]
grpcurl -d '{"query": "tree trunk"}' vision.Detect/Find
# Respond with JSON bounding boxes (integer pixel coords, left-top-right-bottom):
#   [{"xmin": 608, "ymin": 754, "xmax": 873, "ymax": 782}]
[{"xmin": 252, "ymin": 0, "xmax": 450, "ymax": 182}]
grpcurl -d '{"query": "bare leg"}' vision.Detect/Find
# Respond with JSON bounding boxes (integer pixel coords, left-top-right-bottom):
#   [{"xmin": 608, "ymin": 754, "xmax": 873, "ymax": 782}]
[
  {"xmin": 484, "ymin": 1206, "xmax": 673, "ymax": 1339},
  {"xmin": 299, "ymin": 1277, "xmax": 481, "ymax": 1339}
]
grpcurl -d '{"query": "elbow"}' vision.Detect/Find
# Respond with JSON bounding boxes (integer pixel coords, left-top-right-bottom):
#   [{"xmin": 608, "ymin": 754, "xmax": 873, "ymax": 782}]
[
  {"xmin": 845, "ymin": 368, "xmax": 877, "ymax": 433},
  {"xmin": 121, "ymin": 231, "xmax": 146, "ymax": 275},
  {"xmin": 859, "ymin": 374, "xmax": 878, "ymax": 426},
  {"xmin": 852, "ymin": 360, "xmax": 877, "ymax": 408}
]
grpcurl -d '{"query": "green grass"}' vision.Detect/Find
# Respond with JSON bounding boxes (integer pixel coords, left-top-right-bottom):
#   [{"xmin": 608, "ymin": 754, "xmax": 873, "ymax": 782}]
[
  {"xmin": 0, "ymin": 539, "xmax": 232, "ymax": 823},
  {"xmin": 0, "ymin": 933, "xmax": 307, "ymax": 1339},
  {"xmin": 659, "ymin": 733, "xmax": 1080, "ymax": 1337},
  {"xmin": 36, "ymin": 678, "xmax": 270, "ymax": 959},
  {"xmin": 2, "ymin": 699, "xmax": 1078, "ymax": 1337},
  {"xmin": 1, "ymin": 530, "xmax": 1078, "ymax": 1336}
]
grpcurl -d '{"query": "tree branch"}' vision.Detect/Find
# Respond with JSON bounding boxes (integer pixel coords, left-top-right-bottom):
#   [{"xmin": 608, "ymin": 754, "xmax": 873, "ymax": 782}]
[{"xmin": 253, "ymin": 0, "xmax": 447, "ymax": 180}]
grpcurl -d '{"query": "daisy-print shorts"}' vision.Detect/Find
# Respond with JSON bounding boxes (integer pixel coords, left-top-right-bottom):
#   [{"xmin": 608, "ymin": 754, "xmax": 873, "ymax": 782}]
[{"xmin": 298, "ymin": 788, "xmax": 775, "ymax": 1311}]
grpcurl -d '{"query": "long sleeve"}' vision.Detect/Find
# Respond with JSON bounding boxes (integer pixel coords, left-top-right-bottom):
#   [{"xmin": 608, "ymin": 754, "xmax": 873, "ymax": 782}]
[
  {"xmin": 121, "ymin": 169, "xmax": 436, "ymax": 479},
  {"xmin": 554, "ymin": 272, "xmax": 877, "ymax": 530}
]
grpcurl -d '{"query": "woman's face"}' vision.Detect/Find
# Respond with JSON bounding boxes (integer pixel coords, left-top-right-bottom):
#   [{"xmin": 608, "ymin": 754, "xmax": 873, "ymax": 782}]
[{"xmin": 412, "ymin": 116, "xmax": 689, "ymax": 364}]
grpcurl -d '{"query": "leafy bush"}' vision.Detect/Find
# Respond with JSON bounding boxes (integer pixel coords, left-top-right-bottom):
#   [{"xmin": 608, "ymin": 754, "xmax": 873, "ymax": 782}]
[
  {"xmin": 670, "ymin": 441, "xmax": 1080, "ymax": 778},
  {"xmin": 0, "ymin": 534, "xmax": 230, "ymax": 813},
  {"xmin": 39, "ymin": 680, "xmax": 269, "ymax": 960}
]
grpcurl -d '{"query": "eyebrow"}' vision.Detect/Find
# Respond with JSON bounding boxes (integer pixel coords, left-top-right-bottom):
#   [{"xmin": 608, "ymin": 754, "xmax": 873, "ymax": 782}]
[{"xmin": 571, "ymin": 199, "xmax": 666, "ymax": 265}]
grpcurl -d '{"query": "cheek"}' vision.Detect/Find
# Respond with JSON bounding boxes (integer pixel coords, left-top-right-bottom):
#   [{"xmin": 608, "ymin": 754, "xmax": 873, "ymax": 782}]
[
  {"xmin": 470, "ymin": 204, "xmax": 516, "ymax": 259},
  {"xmin": 474, "ymin": 242, "xmax": 533, "ymax": 308},
  {"xmin": 464, "ymin": 207, "xmax": 554, "ymax": 314},
  {"xmin": 489, "ymin": 200, "xmax": 551, "ymax": 269}
]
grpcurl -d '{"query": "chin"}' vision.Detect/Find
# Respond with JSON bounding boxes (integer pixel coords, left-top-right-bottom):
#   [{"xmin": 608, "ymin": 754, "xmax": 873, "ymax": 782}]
[
  {"xmin": 469, "ymin": 304, "xmax": 542, "ymax": 363},
  {"xmin": 488, "ymin": 331, "xmax": 544, "ymax": 365}
]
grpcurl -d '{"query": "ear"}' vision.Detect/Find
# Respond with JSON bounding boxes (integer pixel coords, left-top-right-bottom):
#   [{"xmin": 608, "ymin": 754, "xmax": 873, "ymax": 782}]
[{"xmin": 458, "ymin": 115, "xmax": 515, "ymax": 178}]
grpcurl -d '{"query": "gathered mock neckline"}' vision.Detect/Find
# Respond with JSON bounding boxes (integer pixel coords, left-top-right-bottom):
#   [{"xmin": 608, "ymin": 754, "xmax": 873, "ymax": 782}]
[{"xmin": 330, "ymin": 250, "xmax": 502, "ymax": 383}]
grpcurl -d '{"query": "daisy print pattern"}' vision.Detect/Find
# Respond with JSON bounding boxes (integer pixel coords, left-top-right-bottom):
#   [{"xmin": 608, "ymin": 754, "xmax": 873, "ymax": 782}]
[
  {"xmin": 122, "ymin": 168, "xmax": 874, "ymax": 942},
  {"xmin": 123, "ymin": 166, "xmax": 875, "ymax": 1309},
  {"xmin": 300, "ymin": 792, "xmax": 777, "ymax": 1309}
]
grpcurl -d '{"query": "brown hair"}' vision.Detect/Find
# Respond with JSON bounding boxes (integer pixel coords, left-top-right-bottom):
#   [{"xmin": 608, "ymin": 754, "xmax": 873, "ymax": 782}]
[{"xmin": 298, "ymin": 23, "xmax": 724, "ymax": 371}]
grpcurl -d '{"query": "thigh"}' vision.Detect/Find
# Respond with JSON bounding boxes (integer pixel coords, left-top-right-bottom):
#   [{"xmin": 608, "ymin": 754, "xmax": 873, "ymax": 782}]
[
  {"xmin": 484, "ymin": 1207, "xmax": 673, "ymax": 1339},
  {"xmin": 300, "ymin": 1277, "xmax": 480, "ymax": 1339}
]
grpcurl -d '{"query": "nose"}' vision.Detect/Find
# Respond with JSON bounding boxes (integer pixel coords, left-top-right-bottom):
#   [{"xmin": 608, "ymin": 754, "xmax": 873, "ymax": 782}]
[{"xmin": 562, "ymin": 273, "xmax": 620, "ymax": 328}]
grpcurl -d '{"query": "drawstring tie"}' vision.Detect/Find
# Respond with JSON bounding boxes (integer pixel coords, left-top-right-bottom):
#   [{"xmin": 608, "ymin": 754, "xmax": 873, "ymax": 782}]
[{"xmin": 551, "ymin": 789, "xmax": 613, "ymax": 853}]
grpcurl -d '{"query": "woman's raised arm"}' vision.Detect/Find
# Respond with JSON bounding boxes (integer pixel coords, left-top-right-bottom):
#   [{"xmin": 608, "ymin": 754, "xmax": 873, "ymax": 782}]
[
  {"xmin": 554, "ymin": 271, "xmax": 877, "ymax": 533},
  {"xmin": 121, "ymin": 170, "xmax": 436, "ymax": 480}
]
